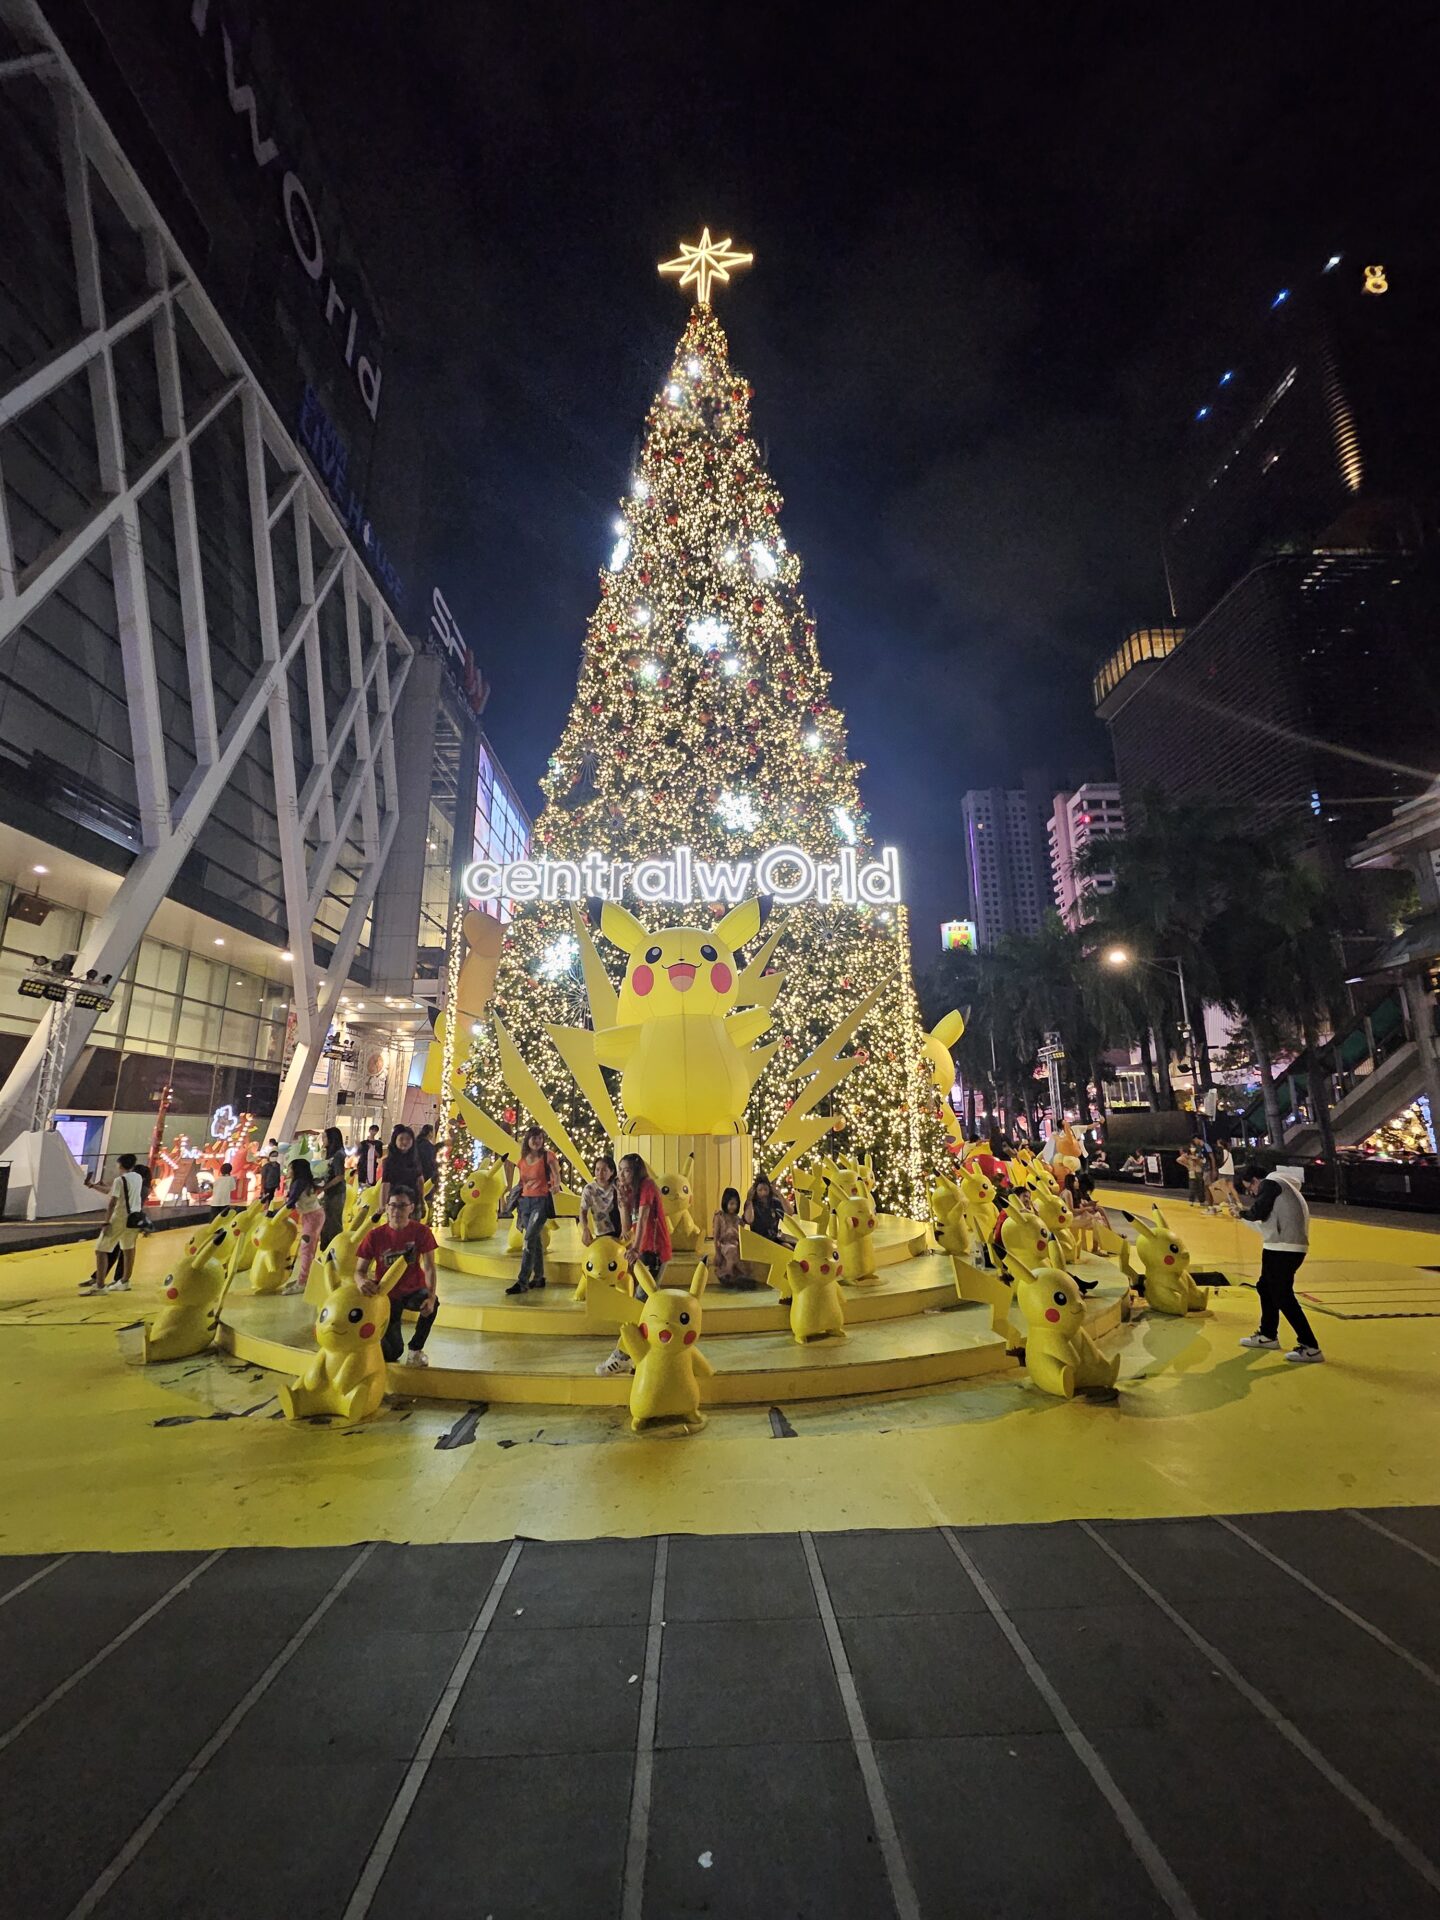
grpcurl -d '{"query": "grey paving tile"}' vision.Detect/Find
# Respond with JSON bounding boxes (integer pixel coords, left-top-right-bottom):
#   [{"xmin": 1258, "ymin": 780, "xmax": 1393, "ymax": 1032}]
[
  {"xmin": 1289, "ymin": 1710, "xmax": 1440, "ymax": 1861},
  {"xmin": 840, "ymin": 1612, "xmax": 1055, "ymax": 1741},
  {"xmin": 1237, "ymin": 1510, "xmax": 1440, "ymax": 1596},
  {"xmin": 1359, "ymin": 1507, "xmax": 1440, "ymax": 1558},
  {"xmin": 1006, "ymin": 1602, "xmax": 1254, "ymax": 1731},
  {"xmin": 0, "ymin": 1718, "xmax": 174, "ymax": 1920},
  {"xmin": 92, "ymin": 1758, "xmax": 403, "ymax": 1919},
  {"xmin": 448, "ymin": 1624, "xmax": 644, "ymax": 1756},
  {"xmin": 1093, "ymin": 1517, "xmax": 1297, "ymax": 1600},
  {"xmin": 0, "ymin": 1551, "xmax": 209, "ymax": 1727},
  {"xmin": 496, "ymin": 1538, "xmax": 654, "ymax": 1629},
  {"xmin": 329, "ymin": 1540, "xmax": 510, "ymax": 1632},
  {"xmin": 815, "ymin": 1528, "xmax": 985, "ymax": 1616},
  {"xmin": 878, "ymin": 1734, "xmax": 1171, "ymax": 1919},
  {"xmin": 0, "ymin": 1553, "xmax": 64, "ymax": 1597},
  {"xmin": 644, "ymin": 1741, "xmax": 896, "ymax": 1919},
  {"xmin": 1179, "ymin": 1593, "xmax": 1429, "ymax": 1718},
  {"xmin": 1096, "ymin": 1716, "xmax": 1440, "ymax": 1918},
  {"xmin": 956, "ymin": 1521, "xmax": 1139, "ymax": 1610},
  {"xmin": 371, "ymin": 1752, "xmax": 632, "ymax": 1920},
  {"xmin": 224, "ymin": 1627, "xmax": 464, "ymax": 1762},
  {"xmin": 656, "ymin": 1617, "xmax": 846, "ymax": 1748},
  {"xmin": 191, "ymin": 1545, "xmax": 359, "ymax": 1611},
  {"xmin": 665, "ymin": 1532, "xmax": 816, "ymax": 1621}
]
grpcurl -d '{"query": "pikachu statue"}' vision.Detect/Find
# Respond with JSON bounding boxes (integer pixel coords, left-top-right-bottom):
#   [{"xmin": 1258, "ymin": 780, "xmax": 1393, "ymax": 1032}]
[
  {"xmin": 656, "ymin": 1155, "xmax": 703, "ymax": 1252},
  {"xmin": 1015, "ymin": 1265, "xmax": 1120, "ymax": 1399},
  {"xmin": 827, "ymin": 1174, "xmax": 878, "ymax": 1282},
  {"xmin": 453, "ymin": 1158, "xmax": 507, "ymax": 1241},
  {"xmin": 248, "ymin": 1202, "xmax": 300, "ymax": 1294},
  {"xmin": 1030, "ymin": 1183, "xmax": 1080, "ymax": 1264},
  {"xmin": 618, "ymin": 1270, "xmax": 714, "ymax": 1433},
  {"xmin": 929, "ymin": 1173, "xmax": 969, "ymax": 1257},
  {"xmin": 1121, "ymin": 1206, "xmax": 1209, "ymax": 1316},
  {"xmin": 959, "ymin": 1165, "xmax": 1000, "ymax": 1258},
  {"xmin": 142, "ymin": 1217, "xmax": 235, "ymax": 1361},
  {"xmin": 573, "ymin": 1233, "xmax": 634, "ymax": 1304},
  {"xmin": 782, "ymin": 1232, "xmax": 846, "ymax": 1343},
  {"xmin": 595, "ymin": 898, "xmax": 774, "ymax": 1134},
  {"xmin": 277, "ymin": 1257, "xmax": 405, "ymax": 1422}
]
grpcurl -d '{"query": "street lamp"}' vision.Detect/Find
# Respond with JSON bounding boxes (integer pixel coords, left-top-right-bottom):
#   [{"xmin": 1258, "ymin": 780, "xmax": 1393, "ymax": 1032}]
[{"xmin": 1104, "ymin": 947, "xmax": 1203, "ymax": 1119}]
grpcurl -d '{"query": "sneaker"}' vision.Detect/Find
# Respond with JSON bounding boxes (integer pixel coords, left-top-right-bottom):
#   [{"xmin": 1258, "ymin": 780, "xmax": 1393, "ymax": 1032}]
[
  {"xmin": 595, "ymin": 1347, "xmax": 633, "ymax": 1377},
  {"xmin": 403, "ymin": 1350, "xmax": 429, "ymax": 1369},
  {"xmin": 279, "ymin": 1281, "xmax": 304, "ymax": 1295},
  {"xmin": 79, "ymin": 1279, "xmax": 104, "ymax": 1294},
  {"xmin": 1239, "ymin": 1333, "xmax": 1280, "ymax": 1349},
  {"xmin": 1285, "ymin": 1345, "xmax": 1325, "ymax": 1364},
  {"xmin": 104, "ymin": 1278, "xmax": 131, "ymax": 1293}
]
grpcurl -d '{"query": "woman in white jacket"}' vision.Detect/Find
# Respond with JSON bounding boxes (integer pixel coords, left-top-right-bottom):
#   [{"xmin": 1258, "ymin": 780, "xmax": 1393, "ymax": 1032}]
[{"xmin": 1236, "ymin": 1164, "xmax": 1324, "ymax": 1363}]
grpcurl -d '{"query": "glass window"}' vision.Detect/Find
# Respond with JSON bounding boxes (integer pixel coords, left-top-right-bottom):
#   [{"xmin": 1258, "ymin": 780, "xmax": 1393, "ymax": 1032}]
[{"xmin": 134, "ymin": 939, "xmax": 184, "ymax": 993}]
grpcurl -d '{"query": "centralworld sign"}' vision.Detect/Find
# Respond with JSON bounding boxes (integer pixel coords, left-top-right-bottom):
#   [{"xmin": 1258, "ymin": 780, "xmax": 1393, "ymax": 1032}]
[{"xmin": 461, "ymin": 844, "xmax": 903, "ymax": 908}]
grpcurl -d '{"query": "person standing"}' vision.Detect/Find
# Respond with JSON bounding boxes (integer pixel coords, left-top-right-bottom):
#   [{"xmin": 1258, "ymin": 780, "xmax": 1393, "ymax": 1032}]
[
  {"xmin": 260, "ymin": 1147, "xmax": 283, "ymax": 1204},
  {"xmin": 356, "ymin": 1125, "xmax": 383, "ymax": 1191},
  {"xmin": 619, "ymin": 1152, "xmax": 671, "ymax": 1287},
  {"xmin": 280, "ymin": 1156, "xmax": 326, "ymax": 1295},
  {"xmin": 595, "ymin": 1153, "xmax": 672, "ymax": 1377},
  {"xmin": 580, "ymin": 1154, "xmax": 621, "ymax": 1244},
  {"xmin": 210, "ymin": 1162, "xmax": 237, "ymax": 1211},
  {"xmin": 1179, "ymin": 1137, "xmax": 1210, "ymax": 1209},
  {"xmin": 319, "ymin": 1126, "xmax": 347, "ymax": 1247},
  {"xmin": 380, "ymin": 1125, "xmax": 423, "ymax": 1214},
  {"xmin": 1237, "ymin": 1163, "xmax": 1324, "ymax": 1363},
  {"xmin": 1209, "ymin": 1143, "xmax": 1241, "ymax": 1218},
  {"xmin": 505, "ymin": 1127, "xmax": 561, "ymax": 1296},
  {"xmin": 356, "ymin": 1187, "xmax": 439, "ymax": 1369},
  {"xmin": 81, "ymin": 1152, "xmax": 144, "ymax": 1294},
  {"xmin": 415, "ymin": 1123, "xmax": 439, "ymax": 1195}
]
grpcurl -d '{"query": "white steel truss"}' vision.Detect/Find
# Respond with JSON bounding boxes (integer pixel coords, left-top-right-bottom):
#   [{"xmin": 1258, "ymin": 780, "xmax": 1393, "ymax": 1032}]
[{"xmin": 0, "ymin": 0, "xmax": 413, "ymax": 1147}]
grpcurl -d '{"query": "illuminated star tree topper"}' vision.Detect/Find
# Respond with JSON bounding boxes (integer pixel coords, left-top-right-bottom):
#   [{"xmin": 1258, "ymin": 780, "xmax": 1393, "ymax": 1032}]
[{"xmin": 658, "ymin": 226, "xmax": 754, "ymax": 307}]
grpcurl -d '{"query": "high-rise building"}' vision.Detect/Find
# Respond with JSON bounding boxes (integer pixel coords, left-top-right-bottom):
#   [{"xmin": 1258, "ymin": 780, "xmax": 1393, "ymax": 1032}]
[
  {"xmin": 1048, "ymin": 785, "xmax": 1125, "ymax": 928},
  {"xmin": 962, "ymin": 774, "xmax": 1052, "ymax": 948},
  {"xmin": 0, "ymin": 2, "xmax": 526, "ymax": 1186},
  {"xmin": 1098, "ymin": 550, "xmax": 1440, "ymax": 846},
  {"xmin": 1164, "ymin": 249, "xmax": 1440, "ymax": 623},
  {"xmin": 1098, "ymin": 246, "xmax": 1440, "ymax": 858}
]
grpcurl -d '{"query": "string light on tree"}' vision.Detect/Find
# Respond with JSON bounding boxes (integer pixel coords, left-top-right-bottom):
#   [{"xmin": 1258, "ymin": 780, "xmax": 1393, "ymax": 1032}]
[
  {"xmin": 538, "ymin": 934, "xmax": 580, "ymax": 981},
  {"xmin": 750, "ymin": 541, "xmax": 779, "ymax": 580},
  {"xmin": 686, "ymin": 615, "xmax": 730, "ymax": 653},
  {"xmin": 715, "ymin": 790, "xmax": 759, "ymax": 832}
]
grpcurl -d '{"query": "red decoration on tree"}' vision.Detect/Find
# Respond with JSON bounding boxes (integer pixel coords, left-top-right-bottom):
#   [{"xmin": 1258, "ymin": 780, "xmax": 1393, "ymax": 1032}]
[{"xmin": 502, "ymin": 1107, "xmax": 517, "ymax": 1126}]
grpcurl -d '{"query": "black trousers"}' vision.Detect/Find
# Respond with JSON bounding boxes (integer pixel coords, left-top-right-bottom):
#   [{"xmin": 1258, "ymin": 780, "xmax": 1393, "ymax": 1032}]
[
  {"xmin": 382, "ymin": 1288, "xmax": 437, "ymax": 1361},
  {"xmin": 1257, "ymin": 1249, "xmax": 1318, "ymax": 1346}
]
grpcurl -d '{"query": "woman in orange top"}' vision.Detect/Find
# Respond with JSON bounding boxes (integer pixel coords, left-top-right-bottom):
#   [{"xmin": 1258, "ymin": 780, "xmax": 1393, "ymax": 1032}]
[{"xmin": 505, "ymin": 1126, "xmax": 561, "ymax": 1296}]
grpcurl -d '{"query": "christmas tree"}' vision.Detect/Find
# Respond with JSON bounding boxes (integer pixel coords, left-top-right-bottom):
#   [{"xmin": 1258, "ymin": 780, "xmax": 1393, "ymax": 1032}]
[{"xmin": 454, "ymin": 234, "xmax": 940, "ymax": 1214}]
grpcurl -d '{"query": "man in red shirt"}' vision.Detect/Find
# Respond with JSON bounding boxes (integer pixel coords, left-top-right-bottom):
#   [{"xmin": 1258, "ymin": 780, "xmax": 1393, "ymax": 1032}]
[{"xmin": 356, "ymin": 1187, "xmax": 439, "ymax": 1369}]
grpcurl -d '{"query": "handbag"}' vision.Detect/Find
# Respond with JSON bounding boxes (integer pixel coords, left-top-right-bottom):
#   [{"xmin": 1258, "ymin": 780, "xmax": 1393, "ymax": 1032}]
[{"xmin": 124, "ymin": 1170, "xmax": 145, "ymax": 1230}]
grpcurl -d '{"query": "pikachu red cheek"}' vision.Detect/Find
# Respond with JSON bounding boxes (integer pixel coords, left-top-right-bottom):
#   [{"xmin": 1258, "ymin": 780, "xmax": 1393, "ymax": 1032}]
[
  {"xmin": 710, "ymin": 962, "xmax": 733, "ymax": 992},
  {"xmin": 360, "ymin": 1322, "xmax": 375, "ymax": 1339},
  {"xmin": 632, "ymin": 966, "xmax": 654, "ymax": 996},
  {"xmin": 683, "ymin": 1329, "xmax": 697, "ymax": 1345}
]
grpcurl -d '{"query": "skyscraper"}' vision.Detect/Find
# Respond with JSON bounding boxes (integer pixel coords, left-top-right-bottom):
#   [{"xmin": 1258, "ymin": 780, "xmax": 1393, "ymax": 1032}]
[
  {"xmin": 962, "ymin": 775, "xmax": 1052, "ymax": 948},
  {"xmin": 1049, "ymin": 785, "xmax": 1125, "ymax": 928}
]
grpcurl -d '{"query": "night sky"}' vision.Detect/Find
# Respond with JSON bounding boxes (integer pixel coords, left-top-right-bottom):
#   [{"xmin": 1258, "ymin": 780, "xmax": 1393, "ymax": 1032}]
[{"xmin": 271, "ymin": 0, "xmax": 1435, "ymax": 950}]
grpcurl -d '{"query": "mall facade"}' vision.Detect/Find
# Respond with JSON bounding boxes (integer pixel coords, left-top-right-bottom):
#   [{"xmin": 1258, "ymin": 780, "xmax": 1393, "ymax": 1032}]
[{"xmin": 0, "ymin": 0, "xmax": 528, "ymax": 1190}]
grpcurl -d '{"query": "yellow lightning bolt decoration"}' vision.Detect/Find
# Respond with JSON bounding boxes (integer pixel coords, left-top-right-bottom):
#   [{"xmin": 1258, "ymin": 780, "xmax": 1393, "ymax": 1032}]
[
  {"xmin": 762, "ymin": 987, "xmax": 882, "ymax": 1183},
  {"xmin": 658, "ymin": 227, "xmax": 754, "ymax": 307}
]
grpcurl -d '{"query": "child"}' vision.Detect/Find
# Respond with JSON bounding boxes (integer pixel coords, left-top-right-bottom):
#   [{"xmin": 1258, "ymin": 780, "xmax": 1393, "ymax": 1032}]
[
  {"xmin": 580, "ymin": 1155, "xmax": 621, "ymax": 1244},
  {"xmin": 1069, "ymin": 1172, "xmax": 1108, "ymax": 1254},
  {"xmin": 210, "ymin": 1161, "xmax": 237, "ymax": 1210},
  {"xmin": 712, "ymin": 1186, "xmax": 747, "ymax": 1290},
  {"xmin": 280, "ymin": 1156, "xmax": 324, "ymax": 1295}
]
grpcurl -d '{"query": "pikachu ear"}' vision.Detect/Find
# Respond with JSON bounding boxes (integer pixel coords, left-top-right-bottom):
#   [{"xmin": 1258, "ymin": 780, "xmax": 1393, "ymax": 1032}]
[
  {"xmin": 716, "ymin": 897, "xmax": 760, "ymax": 952},
  {"xmin": 682, "ymin": 1152, "xmax": 694, "ymax": 1178},
  {"xmin": 933, "ymin": 1009, "xmax": 966, "ymax": 1049},
  {"xmin": 689, "ymin": 1259, "xmax": 710, "ymax": 1298},
  {"xmin": 325, "ymin": 1264, "xmax": 344, "ymax": 1294},
  {"xmin": 601, "ymin": 901, "xmax": 648, "ymax": 954}
]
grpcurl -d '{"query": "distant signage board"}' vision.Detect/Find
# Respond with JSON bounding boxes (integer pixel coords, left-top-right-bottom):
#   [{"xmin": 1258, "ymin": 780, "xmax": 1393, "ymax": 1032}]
[{"xmin": 941, "ymin": 918, "xmax": 976, "ymax": 952}]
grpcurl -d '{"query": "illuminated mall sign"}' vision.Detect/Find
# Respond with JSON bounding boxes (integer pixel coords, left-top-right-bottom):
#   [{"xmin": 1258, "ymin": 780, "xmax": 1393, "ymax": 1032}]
[{"xmin": 462, "ymin": 844, "xmax": 902, "ymax": 908}]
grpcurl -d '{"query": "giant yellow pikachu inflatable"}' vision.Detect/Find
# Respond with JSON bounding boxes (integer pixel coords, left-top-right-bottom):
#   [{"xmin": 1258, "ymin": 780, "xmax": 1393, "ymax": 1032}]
[{"xmin": 595, "ymin": 899, "xmax": 773, "ymax": 1133}]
